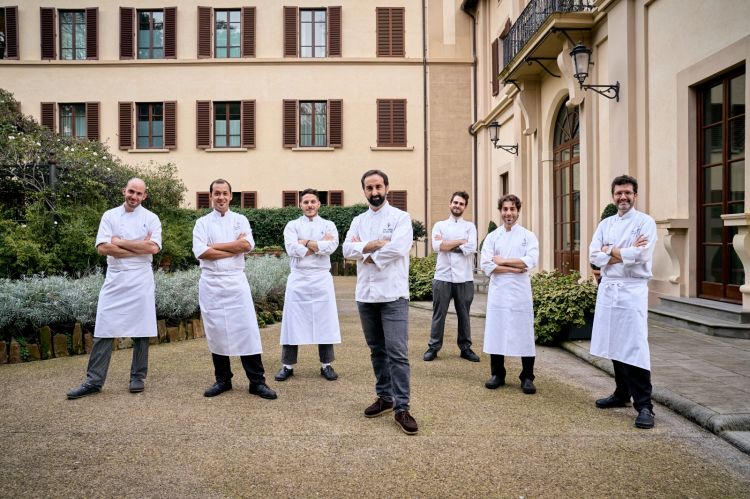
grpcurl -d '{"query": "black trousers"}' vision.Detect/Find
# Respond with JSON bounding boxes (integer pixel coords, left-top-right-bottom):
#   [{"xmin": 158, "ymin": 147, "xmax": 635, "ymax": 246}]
[
  {"xmin": 281, "ymin": 344, "xmax": 335, "ymax": 365},
  {"xmin": 428, "ymin": 280, "xmax": 474, "ymax": 352},
  {"xmin": 490, "ymin": 354, "xmax": 535, "ymax": 381},
  {"xmin": 212, "ymin": 353, "xmax": 265, "ymax": 385},
  {"xmin": 612, "ymin": 359, "xmax": 653, "ymax": 412}
]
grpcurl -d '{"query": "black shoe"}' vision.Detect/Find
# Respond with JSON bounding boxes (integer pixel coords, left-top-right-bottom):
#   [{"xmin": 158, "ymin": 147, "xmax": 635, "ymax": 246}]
[
  {"xmin": 460, "ymin": 348, "xmax": 480, "ymax": 362},
  {"xmin": 595, "ymin": 394, "xmax": 628, "ymax": 409},
  {"xmin": 320, "ymin": 365, "xmax": 338, "ymax": 381},
  {"xmin": 66, "ymin": 383, "xmax": 101, "ymax": 400},
  {"xmin": 521, "ymin": 378, "xmax": 536, "ymax": 394},
  {"xmin": 274, "ymin": 366, "xmax": 294, "ymax": 381},
  {"xmin": 394, "ymin": 410, "xmax": 419, "ymax": 435},
  {"xmin": 203, "ymin": 381, "xmax": 232, "ymax": 397},
  {"xmin": 364, "ymin": 397, "xmax": 394, "ymax": 418},
  {"xmin": 249, "ymin": 383, "xmax": 277, "ymax": 400},
  {"xmin": 423, "ymin": 349, "xmax": 438, "ymax": 361},
  {"xmin": 484, "ymin": 375, "xmax": 505, "ymax": 389},
  {"xmin": 129, "ymin": 379, "xmax": 145, "ymax": 393},
  {"xmin": 635, "ymin": 408, "xmax": 655, "ymax": 429}
]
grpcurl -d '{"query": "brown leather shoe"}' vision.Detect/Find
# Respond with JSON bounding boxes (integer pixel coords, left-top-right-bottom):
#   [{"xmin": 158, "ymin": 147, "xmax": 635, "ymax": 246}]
[
  {"xmin": 364, "ymin": 397, "xmax": 393, "ymax": 418},
  {"xmin": 394, "ymin": 410, "xmax": 418, "ymax": 435}
]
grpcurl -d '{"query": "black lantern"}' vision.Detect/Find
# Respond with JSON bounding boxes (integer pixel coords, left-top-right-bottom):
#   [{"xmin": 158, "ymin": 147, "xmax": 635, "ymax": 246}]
[
  {"xmin": 487, "ymin": 121, "xmax": 518, "ymax": 155},
  {"xmin": 569, "ymin": 43, "xmax": 620, "ymax": 101}
]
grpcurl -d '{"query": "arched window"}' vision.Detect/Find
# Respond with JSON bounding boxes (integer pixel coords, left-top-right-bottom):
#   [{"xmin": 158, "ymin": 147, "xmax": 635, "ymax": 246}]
[{"xmin": 552, "ymin": 99, "xmax": 580, "ymax": 274}]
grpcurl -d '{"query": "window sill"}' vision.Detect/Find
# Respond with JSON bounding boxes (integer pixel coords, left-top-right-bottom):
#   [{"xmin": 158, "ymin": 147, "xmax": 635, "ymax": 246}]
[
  {"xmin": 127, "ymin": 148, "xmax": 171, "ymax": 153},
  {"xmin": 291, "ymin": 146, "xmax": 335, "ymax": 152},
  {"xmin": 370, "ymin": 146, "xmax": 414, "ymax": 151},
  {"xmin": 204, "ymin": 147, "xmax": 249, "ymax": 152}
]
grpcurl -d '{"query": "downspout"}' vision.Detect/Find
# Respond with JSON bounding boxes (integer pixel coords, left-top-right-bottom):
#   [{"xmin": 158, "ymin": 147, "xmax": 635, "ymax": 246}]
[
  {"xmin": 422, "ymin": 0, "xmax": 429, "ymax": 257},
  {"xmin": 460, "ymin": 1, "xmax": 479, "ymax": 229}
]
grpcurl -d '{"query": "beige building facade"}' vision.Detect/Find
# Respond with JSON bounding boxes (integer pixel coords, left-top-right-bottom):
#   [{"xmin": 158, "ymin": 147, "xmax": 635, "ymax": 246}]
[
  {"xmin": 463, "ymin": 0, "xmax": 749, "ymax": 311},
  {"xmin": 0, "ymin": 1, "xmax": 474, "ymax": 236}
]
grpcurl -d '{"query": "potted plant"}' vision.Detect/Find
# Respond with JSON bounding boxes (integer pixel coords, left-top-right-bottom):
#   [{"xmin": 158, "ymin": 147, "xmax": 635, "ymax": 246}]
[{"xmin": 531, "ymin": 270, "xmax": 598, "ymax": 344}]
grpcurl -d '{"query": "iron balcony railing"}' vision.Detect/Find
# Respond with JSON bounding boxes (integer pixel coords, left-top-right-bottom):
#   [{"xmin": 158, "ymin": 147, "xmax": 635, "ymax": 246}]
[{"xmin": 502, "ymin": 0, "xmax": 594, "ymax": 68}]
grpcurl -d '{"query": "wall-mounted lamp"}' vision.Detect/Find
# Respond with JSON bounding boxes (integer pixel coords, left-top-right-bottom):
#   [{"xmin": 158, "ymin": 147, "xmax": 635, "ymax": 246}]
[
  {"xmin": 570, "ymin": 43, "xmax": 620, "ymax": 101},
  {"xmin": 487, "ymin": 121, "xmax": 518, "ymax": 155}
]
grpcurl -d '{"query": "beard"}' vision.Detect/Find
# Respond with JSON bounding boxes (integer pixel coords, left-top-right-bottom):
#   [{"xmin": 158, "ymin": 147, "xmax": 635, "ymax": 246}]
[
  {"xmin": 451, "ymin": 207, "xmax": 464, "ymax": 217},
  {"xmin": 368, "ymin": 195, "xmax": 385, "ymax": 207}
]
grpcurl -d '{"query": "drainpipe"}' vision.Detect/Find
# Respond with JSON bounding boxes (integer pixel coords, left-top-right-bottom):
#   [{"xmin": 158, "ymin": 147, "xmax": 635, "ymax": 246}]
[
  {"xmin": 460, "ymin": 1, "xmax": 479, "ymax": 230},
  {"xmin": 422, "ymin": 0, "xmax": 429, "ymax": 257}
]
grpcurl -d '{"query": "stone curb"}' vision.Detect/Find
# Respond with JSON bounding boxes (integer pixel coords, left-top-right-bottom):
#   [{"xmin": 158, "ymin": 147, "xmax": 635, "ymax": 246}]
[{"xmin": 561, "ymin": 340, "xmax": 750, "ymax": 455}]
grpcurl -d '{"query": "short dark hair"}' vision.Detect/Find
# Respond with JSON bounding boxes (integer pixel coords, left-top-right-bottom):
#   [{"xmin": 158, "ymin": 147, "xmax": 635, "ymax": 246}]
[
  {"xmin": 360, "ymin": 169, "xmax": 389, "ymax": 189},
  {"xmin": 611, "ymin": 174, "xmax": 638, "ymax": 194},
  {"xmin": 210, "ymin": 178, "xmax": 232, "ymax": 194},
  {"xmin": 451, "ymin": 191, "xmax": 469, "ymax": 203},
  {"xmin": 300, "ymin": 188, "xmax": 319, "ymax": 200},
  {"xmin": 498, "ymin": 194, "xmax": 521, "ymax": 211}
]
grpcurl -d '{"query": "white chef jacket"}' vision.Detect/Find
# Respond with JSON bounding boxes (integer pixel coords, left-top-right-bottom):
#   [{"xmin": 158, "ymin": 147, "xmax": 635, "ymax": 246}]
[
  {"xmin": 480, "ymin": 224, "xmax": 539, "ymax": 356},
  {"xmin": 343, "ymin": 202, "xmax": 413, "ymax": 303},
  {"xmin": 431, "ymin": 216, "xmax": 477, "ymax": 283},
  {"xmin": 192, "ymin": 209, "xmax": 263, "ymax": 356},
  {"xmin": 93, "ymin": 204, "xmax": 161, "ymax": 338},
  {"xmin": 280, "ymin": 215, "xmax": 341, "ymax": 345},
  {"xmin": 589, "ymin": 208, "xmax": 657, "ymax": 370}
]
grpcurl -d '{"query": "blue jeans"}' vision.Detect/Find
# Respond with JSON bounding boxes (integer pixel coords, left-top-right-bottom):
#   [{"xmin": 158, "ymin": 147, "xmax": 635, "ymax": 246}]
[{"xmin": 357, "ymin": 299, "xmax": 411, "ymax": 412}]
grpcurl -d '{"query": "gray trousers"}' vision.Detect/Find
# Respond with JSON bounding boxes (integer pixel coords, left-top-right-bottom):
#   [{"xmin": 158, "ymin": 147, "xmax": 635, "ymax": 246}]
[
  {"xmin": 428, "ymin": 280, "xmax": 474, "ymax": 352},
  {"xmin": 85, "ymin": 337, "xmax": 149, "ymax": 388},
  {"xmin": 357, "ymin": 299, "xmax": 411, "ymax": 413},
  {"xmin": 281, "ymin": 344, "xmax": 335, "ymax": 365}
]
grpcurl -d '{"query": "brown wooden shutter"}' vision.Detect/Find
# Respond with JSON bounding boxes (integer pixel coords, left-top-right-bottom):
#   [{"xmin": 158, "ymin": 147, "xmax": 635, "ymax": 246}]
[
  {"xmin": 40, "ymin": 7, "xmax": 56, "ymax": 60},
  {"xmin": 197, "ymin": 6, "xmax": 212, "ymax": 58},
  {"xmin": 196, "ymin": 192, "xmax": 210, "ymax": 209},
  {"xmin": 283, "ymin": 99, "xmax": 297, "ymax": 148},
  {"xmin": 4, "ymin": 6, "xmax": 19, "ymax": 59},
  {"xmin": 377, "ymin": 7, "xmax": 404, "ymax": 57},
  {"xmin": 85, "ymin": 101, "xmax": 100, "ymax": 141},
  {"xmin": 241, "ymin": 7, "xmax": 256, "ymax": 57},
  {"xmin": 386, "ymin": 190, "xmax": 407, "ymax": 211},
  {"xmin": 377, "ymin": 99, "xmax": 407, "ymax": 147},
  {"xmin": 164, "ymin": 7, "xmax": 177, "ymax": 58},
  {"xmin": 40, "ymin": 102, "xmax": 55, "ymax": 131},
  {"xmin": 241, "ymin": 191, "xmax": 257, "ymax": 208},
  {"xmin": 164, "ymin": 101, "xmax": 177, "ymax": 149},
  {"xmin": 329, "ymin": 190, "xmax": 344, "ymax": 206},
  {"xmin": 327, "ymin": 6, "xmax": 341, "ymax": 57},
  {"xmin": 120, "ymin": 7, "xmax": 134, "ymax": 59},
  {"xmin": 390, "ymin": 8, "xmax": 405, "ymax": 57},
  {"xmin": 118, "ymin": 101, "xmax": 133, "ymax": 149},
  {"xmin": 491, "ymin": 38, "xmax": 499, "ymax": 96},
  {"xmin": 282, "ymin": 191, "xmax": 298, "ymax": 207},
  {"xmin": 283, "ymin": 6, "xmax": 298, "ymax": 57},
  {"xmin": 86, "ymin": 7, "xmax": 98, "ymax": 59},
  {"xmin": 328, "ymin": 99, "xmax": 342, "ymax": 148},
  {"xmin": 391, "ymin": 99, "xmax": 406, "ymax": 147},
  {"xmin": 241, "ymin": 100, "xmax": 256, "ymax": 148},
  {"xmin": 196, "ymin": 100, "xmax": 211, "ymax": 149}
]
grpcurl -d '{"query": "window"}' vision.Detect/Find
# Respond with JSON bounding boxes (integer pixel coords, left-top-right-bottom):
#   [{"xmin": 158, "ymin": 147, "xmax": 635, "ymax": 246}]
[
  {"xmin": 386, "ymin": 190, "xmax": 407, "ymax": 211},
  {"xmin": 376, "ymin": 7, "xmax": 404, "ymax": 57},
  {"xmin": 60, "ymin": 104, "xmax": 86, "ymax": 138},
  {"xmin": 552, "ymin": 99, "xmax": 580, "ymax": 274},
  {"xmin": 281, "ymin": 190, "xmax": 342, "ymax": 207},
  {"xmin": 215, "ymin": 10, "xmax": 240, "ymax": 58},
  {"xmin": 283, "ymin": 6, "xmax": 341, "ymax": 58},
  {"xmin": 137, "ymin": 103, "xmax": 163, "ymax": 148},
  {"xmin": 377, "ymin": 99, "xmax": 407, "ymax": 147},
  {"xmin": 138, "ymin": 11, "xmax": 164, "ymax": 59},
  {"xmin": 0, "ymin": 7, "xmax": 19, "ymax": 59},
  {"xmin": 196, "ymin": 100, "xmax": 255, "ymax": 149},
  {"xmin": 60, "ymin": 11, "xmax": 86, "ymax": 60},
  {"xmin": 214, "ymin": 102, "xmax": 241, "ymax": 148},
  {"xmin": 242, "ymin": 191, "xmax": 257, "ymax": 208},
  {"xmin": 198, "ymin": 7, "xmax": 255, "ymax": 59},
  {"xmin": 283, "ymin": 99, "xmax": 342, "ymax": 148},
  {"xmin": 196, "ymin": 192, "xmax": 210, "ymax": 209},
  {"xmin": 491, "ymin": 38, "xmax": 499, "ymax": 96},
  {"xmin": 500, "ymin": 172, "xmax": 509, "ymax": 196}
]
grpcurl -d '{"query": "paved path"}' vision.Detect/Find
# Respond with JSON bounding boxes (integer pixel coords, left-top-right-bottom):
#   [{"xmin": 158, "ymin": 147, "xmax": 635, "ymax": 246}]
[
  {"xmin": 413, "ymin": 288, "xmax": 750, "ymax": 454},
  {"xmin": 0, "ymin": 277, "xmax": 748, "ymax": 497}
]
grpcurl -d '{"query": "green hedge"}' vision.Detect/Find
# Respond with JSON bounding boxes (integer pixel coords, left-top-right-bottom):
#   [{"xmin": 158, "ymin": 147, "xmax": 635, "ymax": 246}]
[{"xmin": 409, "ymin": 254, "xmax": 436, "ymax": 301}]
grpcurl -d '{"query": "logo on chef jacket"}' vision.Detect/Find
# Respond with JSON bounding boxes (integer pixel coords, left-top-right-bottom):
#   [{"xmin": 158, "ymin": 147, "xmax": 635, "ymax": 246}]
[
  {"xmin": 383, "ymin": 222, "xmax": 394, "ymax": 240},
  {"xmin": 521, "ymin": 237, "xmax": 527, "ymax": 247}
]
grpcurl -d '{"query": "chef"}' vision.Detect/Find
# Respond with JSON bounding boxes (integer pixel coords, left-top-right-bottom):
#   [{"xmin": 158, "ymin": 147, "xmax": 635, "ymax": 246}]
[
  {"xmin": 193, "ymin": 178, "xmax": 276, "ymax": 400},
  {"xmin": 67, "ymin": 178, "xmax": 161, "ymax": 399},
  {"xmin": 589, "ymin": 174, "xmax": 657, "ymax": 429},
  {"xmin": 274, "ymin": 188, "xmax": 341, "ymax": 383},
  {"xmin": 480, "ymin": 194, "xmax": 539, "ymax": 395}
]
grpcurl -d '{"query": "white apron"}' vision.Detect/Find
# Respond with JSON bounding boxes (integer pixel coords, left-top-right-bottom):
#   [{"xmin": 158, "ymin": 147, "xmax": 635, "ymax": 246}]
[
  {"xmin": 483, "ymin": 272, "xmax": 536, "ymax": 356},
  {"xmin": 280, "ymin": 269, "xmax": 341, "ymax": 345},
  {"xmin": 590, "ymin": 278, "xmax": 650, "ymax": 370},
  {"xmin": 199, "ymin": 271, "xmax": 263, "ymax": 356},
  {"xmin": 94, "ymin": 266, "xmax": 157, "ymax": 338}
]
